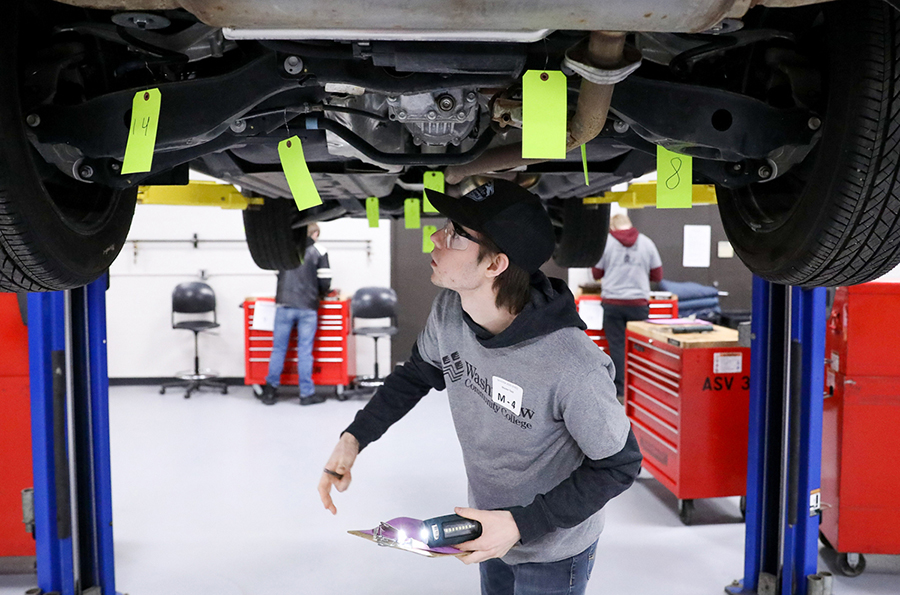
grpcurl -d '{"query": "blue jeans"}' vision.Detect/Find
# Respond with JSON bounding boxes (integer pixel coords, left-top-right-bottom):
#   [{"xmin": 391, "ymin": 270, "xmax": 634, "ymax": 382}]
[
  {"xmin": 479, "ymin": 541, "xmax": 598, "ymax": 595},
  {"xmin": 266, "ymin": 306, "xmax": 318, "ymax": 397}
]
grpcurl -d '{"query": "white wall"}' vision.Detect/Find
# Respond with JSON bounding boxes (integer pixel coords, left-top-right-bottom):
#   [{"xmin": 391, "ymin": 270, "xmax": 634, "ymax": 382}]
[{"xmin": 106, "ymin": 203, "xmax": 391, "ymax": 380}]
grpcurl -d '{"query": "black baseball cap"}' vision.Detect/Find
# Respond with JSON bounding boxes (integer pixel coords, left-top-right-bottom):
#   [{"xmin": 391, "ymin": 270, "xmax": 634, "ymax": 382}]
[{"xmin": 425, "ymin": 179, "xmax": 555, "ymax": 273}]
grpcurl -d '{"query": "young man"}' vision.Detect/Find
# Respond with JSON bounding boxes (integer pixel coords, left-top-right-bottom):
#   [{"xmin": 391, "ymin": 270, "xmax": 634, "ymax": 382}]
[
  {"xmin": 592, "ymin": 213, "xmax": 663, "ymax": 398},
  {"xmin": 259, "ymin": 223, "xmax": 332, "ymax": 406},
  {"xmin": 319, "ymin": 180, "xmax": 641, "ymax": 595}
]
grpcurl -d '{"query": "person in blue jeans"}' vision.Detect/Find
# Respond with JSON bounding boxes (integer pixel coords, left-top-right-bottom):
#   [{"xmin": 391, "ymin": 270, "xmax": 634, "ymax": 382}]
[
  {"xmin": 260, "ymin": 224, "xmax": 332, "ymax": 406},
  {"xmin": 318, "ymin": 180, "xmax": 641, "ymax": 595}
]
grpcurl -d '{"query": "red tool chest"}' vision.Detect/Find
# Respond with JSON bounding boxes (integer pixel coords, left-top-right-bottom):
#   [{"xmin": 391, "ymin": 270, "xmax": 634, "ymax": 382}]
[
  {"xmin": 243, "ymin": 297, "xmax": 355, "ymax": 389},
  {"xmin": 0, "ymin": 294, "xmax": 35, "ymax": 559},
  {"xmin": 624, "ymin": 320, "xmax": 750, "ymax": 524},
  {"xmin": 821, "ymin": 282, "xmax": 900, "ymax": 573},
  {"xmin": 575, "ymin": 295, "xmax": 678, "ymax": 354}
]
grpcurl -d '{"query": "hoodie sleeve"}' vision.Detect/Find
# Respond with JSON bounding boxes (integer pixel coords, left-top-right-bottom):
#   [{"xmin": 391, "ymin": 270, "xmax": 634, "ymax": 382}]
[{"xmin": 506, "ymin": 428, "xmax": 642, "ymax": 543}]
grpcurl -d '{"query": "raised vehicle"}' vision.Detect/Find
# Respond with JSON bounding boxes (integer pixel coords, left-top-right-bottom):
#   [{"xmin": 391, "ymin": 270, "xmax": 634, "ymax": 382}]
[{"xmin": 3, "ymin": 0, "xmax": 899, "ymax": 290}]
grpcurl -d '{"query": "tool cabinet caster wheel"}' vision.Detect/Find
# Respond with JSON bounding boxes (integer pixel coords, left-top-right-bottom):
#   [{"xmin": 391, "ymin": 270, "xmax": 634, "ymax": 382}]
[
  {"xmin": 678, "ymin": 499, "xmax": 695, "ymax": 525},
  {"xmin": 160, "ymin": 387, "xmax": 166, "ymax": 395},
  {"xmin": 222, "ymin": 386, "xmax": 228, "ymax": 395},
  {"xmin": 836, "ymin": 552, "xmax": 866, "ymax": 577},
  {"xmin": 335, "ymin": 385, "xmax": 348, "ymax": 401},
  {"xmin": 739, "ymin": 496, "xmax": 747, "ymax": 521}
]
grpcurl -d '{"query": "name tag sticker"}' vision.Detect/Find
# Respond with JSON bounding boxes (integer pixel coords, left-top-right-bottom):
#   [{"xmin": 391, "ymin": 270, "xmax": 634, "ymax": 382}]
[{"xmin": 492, "ymin": 376, "xmax": 523, "ymax": 416}]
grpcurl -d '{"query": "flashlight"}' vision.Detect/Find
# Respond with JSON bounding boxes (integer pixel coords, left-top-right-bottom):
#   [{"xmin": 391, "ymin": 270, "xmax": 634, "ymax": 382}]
[{"xmin": 419, "ymin": 514, "xmax": 483, "ymax": 548}]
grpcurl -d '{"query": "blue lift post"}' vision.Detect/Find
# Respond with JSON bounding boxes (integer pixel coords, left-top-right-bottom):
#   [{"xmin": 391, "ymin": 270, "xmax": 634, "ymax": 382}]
[
  {"xmin": 28, "ymin": 276, "xmax": 117, "ymax": 595},
  {"xmin": 728, "ymin": 277, "xmax": 828, "ymax": 595}
]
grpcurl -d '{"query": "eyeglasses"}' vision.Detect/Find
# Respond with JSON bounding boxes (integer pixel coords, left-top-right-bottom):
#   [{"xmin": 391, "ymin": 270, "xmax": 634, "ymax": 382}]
[{"xmin": 436, "ymin": 220, "xmax": 482, "ymax": 251}]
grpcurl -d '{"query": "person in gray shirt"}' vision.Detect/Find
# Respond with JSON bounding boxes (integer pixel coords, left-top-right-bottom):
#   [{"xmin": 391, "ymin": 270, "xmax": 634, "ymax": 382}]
[
  {"xmin": 592, "ymin": 213, "xmax": 663, "ymax": 398},
  {"xmin": 259, "ymin": 224, "xmax": 332, "ymax": 406},
  {"xmin": 318, "ymin": 180, "xmax": 641, "ymax": 595}
]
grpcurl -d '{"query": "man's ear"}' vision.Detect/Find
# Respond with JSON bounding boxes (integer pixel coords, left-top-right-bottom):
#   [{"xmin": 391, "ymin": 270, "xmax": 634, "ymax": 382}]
[{"xmin": 485, "ymin": 252, "xmax": 510, "ymax": 279}]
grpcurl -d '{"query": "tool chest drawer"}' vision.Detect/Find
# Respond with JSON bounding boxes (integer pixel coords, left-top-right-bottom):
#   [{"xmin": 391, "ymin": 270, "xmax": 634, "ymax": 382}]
[
  {"xmin": 624, "ymin": 321, "xmax": 750, "ymax": 505},
  {"xmin": 243, "ymin": 297, "xmax": 355, "ymax": 387}
]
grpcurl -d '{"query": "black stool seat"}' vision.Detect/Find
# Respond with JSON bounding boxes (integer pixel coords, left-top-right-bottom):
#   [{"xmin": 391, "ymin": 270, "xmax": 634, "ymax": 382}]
[{"xmin": 174, "ymin": 320, "xmax": 220, "ymax": 332}]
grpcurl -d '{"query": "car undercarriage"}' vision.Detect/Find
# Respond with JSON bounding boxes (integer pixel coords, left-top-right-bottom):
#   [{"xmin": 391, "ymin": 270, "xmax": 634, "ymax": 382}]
[{"xmin": 3, "ymin": 0, "xmax": 900, "ymax": 291}]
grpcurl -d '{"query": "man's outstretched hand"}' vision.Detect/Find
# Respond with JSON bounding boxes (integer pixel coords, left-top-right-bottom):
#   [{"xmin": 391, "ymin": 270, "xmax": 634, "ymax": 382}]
[
  {"xmin": 453, "ymin": 507, "xmax": 520, "ymax": 564},
  {"xmin": 318, "ymin": 432, "xmax": 359, "ymax": 514}
]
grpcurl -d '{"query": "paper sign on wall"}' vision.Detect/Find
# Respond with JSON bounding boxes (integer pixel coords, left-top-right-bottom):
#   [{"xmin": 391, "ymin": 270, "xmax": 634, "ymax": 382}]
[
  {"xmin": 366, "ymin": 197, "xmax": 380, "ymax": 228},
  {"xmin": 404, "ymin": 198, "xmax": 421, "ymax": 229},
  {"xmin": 683, "ymin": 224, "xmax": 711, "ymax": 268},
  {"xmin": 422, "ymin": 225, "xmax": 437, "ymax": 253},
  {"xmin": 122, "ymin": 88, "xmax": 162, "ymax": 174},
  {"xmin": 522, "ymin": 70, "xmax": 567, "ymax": 159},
  {"xmin": 278, "ymin": 136, "xmax": 323, "ymax": 211},
  {"xmin": 423, "ymin": 171, "xmax": 443, "ymax": 213},
  {"xmin": 656, "ymin": 146, "xmax": 693, "ymax": 209}
]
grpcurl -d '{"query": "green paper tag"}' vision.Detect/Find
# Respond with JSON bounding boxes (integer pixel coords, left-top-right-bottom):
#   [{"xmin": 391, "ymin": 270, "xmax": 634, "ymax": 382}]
[
  {"xmin": 122, "ymin": 88, "xmax": 162, "ymax": 174},
  {"xmin": 366, "ymin": 197, "xmax": 379, "ymax": 228},
  {"xmin": 404, "ymin": 198, "xmax": 421, "ymax": 229},
  {"xmin": 656, "ymin": 146, "xmax": 693, "ymax": 209},
  {"xmin": 278, "ymin": 136, "xmax": 323, "ymax": 211},
  {"xmin": 423, "ymin": 171, "xmax": 444, "ymax": 213},
  {"xmin": 522, "ymin": 70, "xmax": 567, "ymax": 160},
  {"xmin": 581, "ymin": 144, "xmax": 589, "ymax": 186},
  {"xmin": 422, "ymin": 225, "xmax": 437, "ymax": 253}
]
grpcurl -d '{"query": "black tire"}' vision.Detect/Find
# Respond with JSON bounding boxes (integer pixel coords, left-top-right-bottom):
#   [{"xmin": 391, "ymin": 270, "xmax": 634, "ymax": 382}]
[
  {"xmin": 242, "ymin": 199, "xmax": 306, "ymax": 270},
  {"xmin": 717, "ymin": 0, "xmax": 900, "ymax": 286},
  {"xmin": 551, "ymin": 199, "xmax": 610, "ymax": 268},
  {"xmin": 0, "ymin": 2, "xmax": 137, "ymax": 292},
  {"xmin": 836, "ymin": 552, "xmax": 866, "ymax": 577}
]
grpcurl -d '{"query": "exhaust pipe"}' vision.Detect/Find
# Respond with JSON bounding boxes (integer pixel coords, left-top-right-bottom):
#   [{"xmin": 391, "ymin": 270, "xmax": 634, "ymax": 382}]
[{"xmin": 445, "ymin": 30, "xmax": 635, "ymax": 185}]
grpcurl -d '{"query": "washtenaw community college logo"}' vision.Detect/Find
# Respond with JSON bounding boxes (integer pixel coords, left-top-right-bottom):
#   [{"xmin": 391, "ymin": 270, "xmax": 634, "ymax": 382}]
[
  {"xmin": 441, "ymin": 351, "xmax": 534, "ymax": 430},
  {"xmin": 441, "ymin": 351, "xmax": 464, "ymax": 382}
]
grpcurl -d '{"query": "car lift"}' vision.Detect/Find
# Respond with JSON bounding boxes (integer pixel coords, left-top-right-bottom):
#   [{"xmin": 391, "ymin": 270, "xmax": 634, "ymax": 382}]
[
  {"xmin": 727, "ymin": 278, "xmax": 831, "ymax": 595},
  {"xmin": 24, "ymin": 274, "xmax": 830, "ymax": 595},
  {"xmin": 27, "ymin": 277, "xmax": 116, "ymax": 595}
]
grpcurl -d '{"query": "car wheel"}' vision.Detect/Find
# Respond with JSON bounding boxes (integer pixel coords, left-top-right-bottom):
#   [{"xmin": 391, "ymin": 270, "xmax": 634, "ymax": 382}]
[
  {"xmin": 0, "ymin": 2, "xmax": 137, "ymax": 292},
  {"xmin": 242, "ymin": 199, "xmax": 305, "ymax": 270},
  {"xmin": 717, "ymin": 0, "xmax": 900, "ymax": 286},
  {"xmin": 551, "ymin": 199, "xmax": 610, "ymax": 268}
]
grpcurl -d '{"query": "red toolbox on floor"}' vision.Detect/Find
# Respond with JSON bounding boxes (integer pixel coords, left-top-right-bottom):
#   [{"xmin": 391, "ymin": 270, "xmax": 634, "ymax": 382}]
[
  {"xmin": 821, "ymin": 282, "xmax": 900, "ymax": 570},
  {"xmin": 624, "ymin": 320, "xmax": 749, "ymax": 524},
  {"xmin": 243, "ymin": 297, "xmax": 355, "ymax": 389},
  {"xmin": 0, "ymin": 294, "xmax": 35, "ymax": 560},
  {"xmin": 575, "ymin": 295, "xmax": 678, "ymax": 354}
]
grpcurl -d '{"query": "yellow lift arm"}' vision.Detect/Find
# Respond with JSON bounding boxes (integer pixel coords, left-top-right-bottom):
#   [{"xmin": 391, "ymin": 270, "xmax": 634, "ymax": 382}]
[
  {"xmin": 136, "ymin": 181, "xmax": 264, "ymax": 210},
  {"xmin": 583, "ymin": 182, "xmax": 717, "ymax": 209}
]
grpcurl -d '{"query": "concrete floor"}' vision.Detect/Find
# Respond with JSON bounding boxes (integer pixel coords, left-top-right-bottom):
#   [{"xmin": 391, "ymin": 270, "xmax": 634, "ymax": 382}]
[{"xmin": 2, "ymin": 385, "xmax": 898, "ymax": 594}]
